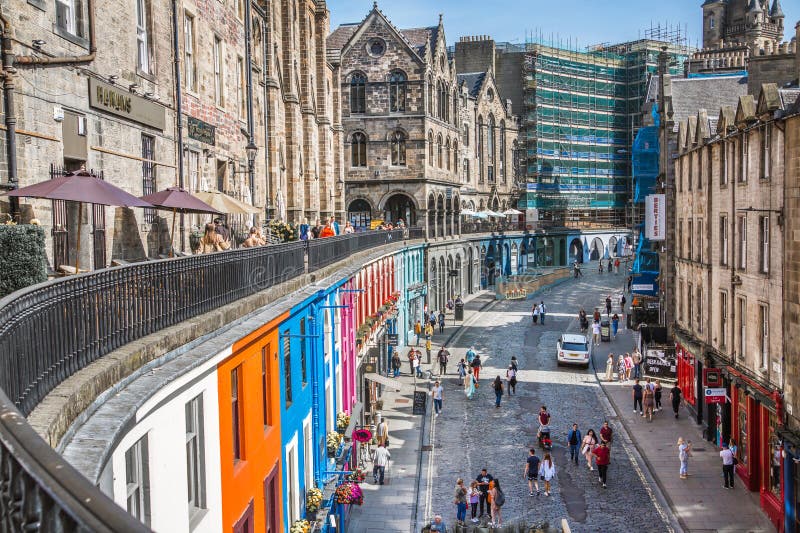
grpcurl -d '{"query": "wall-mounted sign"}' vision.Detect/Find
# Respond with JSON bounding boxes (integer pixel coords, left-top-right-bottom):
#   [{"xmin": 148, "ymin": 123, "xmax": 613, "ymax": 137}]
[
  {"xmin": 187, "ymin": 116, "xmax": 216, "ymax": 145},
  {"xmin": 705, "ymin": 387, "xmax": 727, "ymax": 404},
  {"xmin": 645, "ymin": 194, "xmax": 666, "ymax": 241},
  {"xmin": 88, "ymin": 78, "xmax": 165, "ymax": 130},
  {"xmin": 387, "ymin": 334, "xmax": 399, "ymax": 347}
]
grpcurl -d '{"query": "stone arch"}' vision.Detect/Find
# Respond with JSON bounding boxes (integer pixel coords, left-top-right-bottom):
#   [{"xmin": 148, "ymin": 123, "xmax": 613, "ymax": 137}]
[
  {"xmin": 436, "ymin": 194, "xmax": 445, "ymax": 238},
  {"xmin": 510, "ymin": 243, "xmax": 519, "ymax": 275},
  {"xmin": 427, "ymin": 193, "xmax": 436, "ymax": 237},
  {"xmin": 589, "ymin": 237, "xmax": 604, "ymax": 261},
  {"xmin": 347, "ymin": 198, "xmax": 372, "ymax": 231},
  {"xmin": 608, "ymin": 236, "xmax": 618, "ymax": 257},
  {"xmin": 381, "ymin": 192, "xmax": 417, "ymax": 226},
  {"xmin": 569, "ymin": 237, "xmax": 584, "ymax": 263}
]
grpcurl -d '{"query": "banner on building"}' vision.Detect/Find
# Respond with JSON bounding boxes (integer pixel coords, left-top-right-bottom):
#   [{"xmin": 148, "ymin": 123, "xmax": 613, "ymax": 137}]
[
  {"xmin": 645, "ymin": 194, "xmax": 666, "ymax": 241},
  {"xmin": 644, "ymin": 348, "xmax": 676, "ymax": 379}
]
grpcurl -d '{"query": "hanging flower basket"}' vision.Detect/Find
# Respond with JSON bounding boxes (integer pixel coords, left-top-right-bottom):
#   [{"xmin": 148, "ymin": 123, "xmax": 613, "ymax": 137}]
[
  {"xmin": 289, "ymin": 520, "xmax": 310, "ymax": 533},
  {"xmin": 336, "ymin": 412, "xmax": 351, "ymax": 433},
  {"xmin": 353, "ymin": 428, "xmax": 372, "ymax": 443},
  {"xmin": 345, "ymin": 466, "xmax": 367, "ymax": 483},
  {"xmin": 306, "ymin": 487, "xmax": 323, "ymax": 513},
  {"xmin": 335, "ymin": 482, "xmax": 364, "ymax": 505},
  {"xmin": 326, "ymin": 431, "xmax": 343, "ymax": 457}
]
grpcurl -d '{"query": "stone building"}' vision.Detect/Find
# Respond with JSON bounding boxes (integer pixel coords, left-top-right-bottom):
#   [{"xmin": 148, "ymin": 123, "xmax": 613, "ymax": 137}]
[
  {"xmin": 327, "ymin": 5, "xmax": 518, "ymax": 236},
  {"xmin": 673, "ymin": 83, "xmax": 799, "ymax": 530},
  {"xmin": 0, "ymin": 0, "xmax": 341, "ymax": 269}
]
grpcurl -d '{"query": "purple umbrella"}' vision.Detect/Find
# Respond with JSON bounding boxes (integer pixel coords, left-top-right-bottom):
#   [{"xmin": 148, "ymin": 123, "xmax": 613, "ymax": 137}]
[
  {"xmin": 140, "ymin": 187, "xmax": 220, "ymax": 256},
  {"xmin": 5, "ymin": 169, "xmax": 153, "ymax": 272}
]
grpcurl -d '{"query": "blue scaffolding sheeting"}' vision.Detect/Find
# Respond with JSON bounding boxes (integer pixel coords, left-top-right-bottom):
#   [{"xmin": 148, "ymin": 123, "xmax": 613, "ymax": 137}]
[{"xmin": 632, "ymin": 125, "xmax": 659, "ymax": 204}]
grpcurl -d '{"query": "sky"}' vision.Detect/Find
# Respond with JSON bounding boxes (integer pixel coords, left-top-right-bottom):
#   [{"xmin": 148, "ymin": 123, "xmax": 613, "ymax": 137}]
[{"xmin": 328, "ymin": 0, "xmax": 800, "ymax": 51}]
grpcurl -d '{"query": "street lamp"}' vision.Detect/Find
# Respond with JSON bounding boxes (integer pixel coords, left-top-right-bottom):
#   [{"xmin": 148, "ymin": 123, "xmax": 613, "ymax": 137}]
[{"xmin": 246, "ymin": 142, "xmax": 257, "ymax": 206}]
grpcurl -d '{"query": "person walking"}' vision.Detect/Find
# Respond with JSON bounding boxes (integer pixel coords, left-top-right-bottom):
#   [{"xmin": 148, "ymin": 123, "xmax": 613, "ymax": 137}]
[
  {"xmin": 620, "ymin": 294, "xmax": 627, "ymax": 314},
  {"xmin": 532, "ymin": 303, "xmax": 540, "ymax": 325},
  {"xmin": 414, "ymin": 320, "xmax": 422, "ymax": 345},
  {"xmin": 510, "ymin": 356, "xmax": 519, "ymax": 372},
  {"xmin": 582, "ymin": 429, "xmax": 598, "ymax": 470},
  {"xmin": 678, "ymin": 438, "xmax": 692, "ymax": 479},
  {"xmin": 624, "ymin": 353, "xmax": 634, "ymax": 380},
  {"xmin": 627, "ymin": 275, "xmax": 633, "ymax": 292},
  {"xmin": 592, "ymin": 320, "xmax": 602, "ymax": 347},
  {"xmin": 492, "ymin": 376, "xmax": 504, "ymax": 408},
  {"xmin": 425, "ymin": 337, "xmax": 432, "ymax": 365},
  {"xmin": 506, "ymin": 364, "xmax": 517, "ymax": 395},
  {"xmin": 391, "ymin": 352, "xmax": 402, "ymax": 377},
  {"xmin": 525, "ymin": 448, "xmax": 541, "ymax": 496},
  {"xmin": 372, "ymin": 442, "xmax": 390, "ymax": 485},
  {"xmin": 632, "ymin": 379, "xmax": 644, "ymax": 414},
  {"xmin": 598, "ymin": 261, "xmax": 604, "ymax": 274},
  {"xmin": 424, "ymin": 321, "xmax": 434, "ymax": 341},
  {"xmin": 670, "ymin": 383, "xmax": 683, "ymax": 418},
  {"xmin": 654, "ymin": 380, "xmax": 663, "ymax": 411},
  {"xmin": 457, "ymin": 358, "xmax": 467, "ymax": 386},
  {"xmin": 605, "ymin": 353, "xmax": 615, "ymax": 381},
  {"xmin": 466, "ymin": 346, "xmax": 476, "ymax": 365},
  {"xmin": 599, "ymin": 421, "xmax": 613, "ymax": 447},
  {"xmin": 412, "ymin": 350, "xmax": 423, "ymax": 378},
  {"xmin": 593, "ymin": 308, "xmax": 601, "ymax": 323},
  {"xmin": 614, "ymin": 258, "xmax": 620, "ymax": 274},
  {"xmin": 567, "ymin": 424, "xmax": 582, "ymax": 465},
  {"xmin": 466, "ymin": 372, "xmax": 477, "ymax": 399},
  {"xmin": 643, "ymin": 381, "xmax": 655, "ymax": 421},
  {"xmin": 407, "ymin": 348, "xmax": 417, "ymax": 376},
  {"xmin": 376, "ymin": 418, "xmax": 389, "ymax": 447},
  {"xmin": 438, "ymin": 310, "xmax": 446, "ymax": 334},
  {"xmin": 592, "ymin": 441, "xmax": 611, "ymax": 488},
  {"xmin": 437, "ymin": 345, "xmax": 450, "ymax": 376},
  {"xmin": 488, "ymin": 478, "xmax": 504, "ymax": 527},
  {"xmin": 605, "ymin": 295, "xmax": 612, "ymax": 316},
  {"xmin": 607, "ymin": 257, "xmax": 613, "ymax": 274},
  {"xmin": 475, "ymin": 469, "xmax": 493, "ymax": 518},
  {"xmin": 721, "ymin": 443, "xmax": 736, "ymax": 489},
  {"xmin": 539, "ymin": 301, "xmax": 547, "ymax": 325},
  {"xmin": 432, "ymin": 380, "xmax": 443, "ymax": 416},
  {"xmin": 617, "ymin": 354, "xmax": 626, "ymax": 382},
  {"xmin": 471, "ymin": 354, "xmax": 482, "ymax": 380},
  {"xmin": 611, "ymin": 313, "xmax": 619, "ymax": 339},
  {"xmin": 538, "ymin": 454, "xmax": 556, "ymax": 496},
  {"xmin": 632, "ymin": 350, "xmax": 643, "ymax": 379},
  {"xmin": 453, "ymin": 478, "xmax": 468, "ymax": 526},
  {"xmin": 468, "ymin": 481, "xmax": 481, "ymax": 523}
]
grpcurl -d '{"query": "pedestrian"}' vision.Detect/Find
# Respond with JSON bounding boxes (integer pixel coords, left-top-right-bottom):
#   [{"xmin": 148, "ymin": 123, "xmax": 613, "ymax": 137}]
[
  {"xmin": 620, "ymin": 294, "xmax": 627, "ymax": 313},
  {"xmin": 600, "ymin": 420, "xmax": 613, "ymax": 447},
  {"xmin": 453, "ymin": 478, "xmax": 468, "ymax": 526},
  {"xmin": 721, "ymin": 443, "xmax": 735, "ymax": 489},
  {"xmin": 506, "ymin": 365, "xmax": 517, "ymax": 395},
  {"xmin": 407, "ymin": 348, "xmax": 417, "ymax": 376},
  {"xmin": 391, "ymin": 352, "xmax": 402, "ymax": 377},
  {"xmin": 617, "ymin": 354, "xmax": 626, "ymax": 382},
  {"xmin": 510, "ymin": 356, "xmax": 519, "ymax": 372},
  {"xmin": 678, "ymin": 437, "xmax": 692, "ymax": 479},
  {"xmin": 310, "ymin": 219, "xmax": 322, "ymax": 239},
  {"xmin": 624, "ymin": 353, "xmax": 634, "ymax": 380},
  {"xmin": 591, "ymin": 320, "xmax": 601, "ymax": 346},
  {"xmin": 437, "ymin": 345, "xmax": 450, "ymax": 376},
  {"xmin": 599, "ymin": 261, "xmax": 604, "ymax": 274},
  {"xmin": 376, "ymin": 418, "xmax": 389, "ymax": 447},
  {"xmin": 632, "ymin": 349, "xmax": 643, "ymax": 379},
  {"xmin": 372, "ymin": 442, "xmax": 390, "ymax": 485},
  {"xmin": 539, "ymin": 301, "xmax": 547, "ymax": 325},
  {"xmin": 538, "ymin": 453, "xmax": 556, "ymax": 496},
  {"xmin": 343, "ymin": 221, "xmax": 355, "ymax": 234},
  {"xmin": 607, "ymin": 258, "xmax": 613, "ymax": 273},
  {"xmin": 488, "ymin": 478, "xmax": 504, "ymax": 527},
  {"xmin": 605, "ymin": 295, "xmax": 612, "ymax": 315},
  {"xmin": 425, "ymin": 321, "xmax": 434, "ymax": 341},
  {"xmin": 438, "ymin": 310, "xmax": 446, "ymax": 334},
  {"xmin": 196, "ymin": 222, "xmax": 229, "ymax": 253},
  {"xmin": 532, "ymin": 303, "xmax": 540, "ymax": 324},
  {"xmin": 567, "ymin": 423, "xmax": 582, "ymax": 464},
  {"xmin": 579, "ymin": 308, "xmax": 589, "ymax": 333},
  {"xmin": 457, "ymin": 358, "xmax": 467, "ymax": 386},
  {"xmin": 592, "ymin": 441, "xmax": 611, "ymax": 488},
  {"xmin": 475, "ymin": 469, "xmax": 493, "ymax": 518},
  {"xmin": 466, "ymin": 371, "xmax": 477, "ymax": 399},
  {"xmin": 429, "ymin": 311, "xmax": 436, "ymax": 330},
  {"xmin": 643, "ymin": 381, "xmax": 655, "ymax": 421},
  {"xmin": 466, "ymin": 346, "xmax": 476, "ymax": 364},
  {"xmin": 632, "ymin": 379, "xmax": 644, "ymax": 414},
  {"xmin": 627, "ymin": 275, "xmax": 633, "ymax": 292},
  {"xmin": 412, "ymin": 351, "xmax": 424, "ymax": 378},
  {"xmin": 605, "ymin": 353, "xmax": 615, "ymax": 381},
  {"xmin": 432, "ymin": 380, "xmax": 443, "ymax": 416},
  {"xmin": 468, "ymin": 481, "xmax": 480, "ymax": 522},
  {"xmin": 654, "ymin": 379, "xmax": 663, "ymax": 411},
  {"xmin": 414, "ymin": 320, "xmax": 422, "ymax": 345},
  {"xmin": 430, "ymin": 515, "xmax": 446, "ymax": 532},
  {"xmin": 525, "ymin": 448, "xmax": 541, "ymax": 496},
  {"xmin": 493, "ymin": 376, "xmax": 504, "ymax": 407},
  {"xmin": 299, "ymin": 218, "xmax": 310, "ymax": 241},
  {"xmin": 330, "ymin": 216, "xmax": 340, "ymax": 236},
  {"xmin": 582, "ymin": 429, "xmax": 598, "ymax": 470},
  {"xmin": 593, "ymin": 308, "xmax": 601, "ymax": 323},
  {"xmin": 319, "ymin": 221, "xmax": 335, "ymax": 238},
  {"xmin": 471, "ymin": 354, "xmax": 482, "ymax": 380},
  {"xmin": 614, "ymin": 258, "xmax": 620, "ymax": 274},
  {"xmin": 611, "ymin": 313, "xmax": 619, "ymax": 338},
  {"xmin": 670, "ymin": 383, "xmax": 683, "ymax": 418},
  {"xmin": 425, "ymin": 337, "xmax": 432, "ymax": 365}
]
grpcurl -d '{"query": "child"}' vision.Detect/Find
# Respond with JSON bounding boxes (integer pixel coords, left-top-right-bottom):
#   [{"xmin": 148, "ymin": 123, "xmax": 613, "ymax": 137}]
[{"xmin": 468, "ymin": 481, "xmax": 480, "ymax": 523}]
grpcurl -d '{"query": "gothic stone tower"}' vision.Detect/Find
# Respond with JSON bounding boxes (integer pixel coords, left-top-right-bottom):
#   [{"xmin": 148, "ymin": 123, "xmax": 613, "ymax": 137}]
[{"xmin": 702, "ymin": 0, "xmax": 784, "ymax": 52}]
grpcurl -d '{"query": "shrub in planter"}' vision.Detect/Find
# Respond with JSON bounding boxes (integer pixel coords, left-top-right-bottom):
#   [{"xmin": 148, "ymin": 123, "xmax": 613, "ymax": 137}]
[
  {"xmin": 0, "ymin": 224, "xmax": 47, "ymax": 297},
  {"xmin": 306, "ymin": 487, "xmax": 323, "ymax": 512}
]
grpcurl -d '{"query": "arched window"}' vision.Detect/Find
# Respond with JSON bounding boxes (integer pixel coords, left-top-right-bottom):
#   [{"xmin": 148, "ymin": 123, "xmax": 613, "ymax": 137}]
[
  {"xmin": 391, "ymin": 131, "xmax": 406, "ymax": 166},
  {"xmin": 463, "ymin": 123, "xmax": 469, "ymax": 146},
  {"xmin": 427, "ymin": 76, "xmax": 434, "ymax": 115},
  {"xmin": 487, "ymin": 114, "xmax": 495, "ymax": 183},
  {"xmin": 351, "ymin": 132, "xmax": 366, "ymax": 167},
  {"xmin": 389, "ymin": 71, "xmax": 406, "ymax": 112},
  {"xmin": 500, "ymin": 120, "xmax": 506, "ymax": 183},
  {"xmin": 428, "ymin": 131, "xmax": 434, "ymax": 165},
  {"xmin": 453, "ymin": 140, "xmax": 459, "ymax": 171},
  {"xmin": 445, "ymin": 138, "xmax": 451, "ymax": 171},
  {"xmin": 453, "ymin": 92, "xmax": 458, "ymax": 126},
  {"xmin": 437, "ymin": 134, "xmax": 443, "ymax": 168},
  {"xmin": 477, "ymin": 116, "xmax": 484, "ymax": 183},
  {"xmin": 350, "ymin": 73, "xmax": 366, "ymax": 113}
]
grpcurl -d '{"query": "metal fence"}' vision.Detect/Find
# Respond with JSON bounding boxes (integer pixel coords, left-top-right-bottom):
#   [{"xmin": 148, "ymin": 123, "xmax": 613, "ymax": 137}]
[{"xmin": 0, "ymin": 228, "xmax": 411, "ymax": 531}]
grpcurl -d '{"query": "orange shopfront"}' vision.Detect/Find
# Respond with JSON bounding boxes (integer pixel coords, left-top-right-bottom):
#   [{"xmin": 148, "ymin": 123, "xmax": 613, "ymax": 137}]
[{"xmin": 729, "ymin": 368, "xmax": 784, "ymax": 531}]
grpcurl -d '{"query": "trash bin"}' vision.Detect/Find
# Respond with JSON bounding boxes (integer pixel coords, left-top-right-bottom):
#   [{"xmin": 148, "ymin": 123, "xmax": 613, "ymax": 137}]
[
  {"xmin": 600, "ymin": 320, "xmax": 611, "ymax": 342},
  {"xmin": 454, "ymin": 302, "xmax": 464, "ymax": 321}
]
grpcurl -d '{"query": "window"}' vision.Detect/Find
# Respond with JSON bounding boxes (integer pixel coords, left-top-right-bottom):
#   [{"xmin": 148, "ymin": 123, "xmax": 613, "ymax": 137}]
[
  {"xmin": 56, "ymin": 0, "xmax": 85, "ymax": 38},
  {"xmin": 453, "ymin": 141, "xmax": 459, "ymax": 172},
  {"xmin": 759, "ymin": 304, "xmax": 769, "ymax": 369},
  {"xmin": 141, "ymin": 135, "xmax": 156, "ymax": 223},
  {"xmin": 350, "ymin": 73, "xmax": 366, "ymax": 114},
  {"xmin": 697, "ymin": 219, "xmax": 703, "ymax": 263},
  {"xmin": 231, "ymin": 365, "xmax": 244, "ymax": 460},
  {"xmin": 389, "ymin": 71, "xmax": 406, "ymax": 112},
  {"xmin": 737, "ymin": 297, "xmax": 747, "ymax": 358},
  {"xmin": 463, "ymin": 124, "xmax": 469, "ymax": 146},
  {"xmin": 687, "ymin": 282, "xmax": 693, "ymax": 330},
  {"xmin": 739, "ymin": 133, "xmax": 748, "ymax": 183},
  {"xmin": 351, "ymin": 132, "xmax": 366, "ymax": 167},
  {"xmin": 721, "ymin": 140, "xmax": 729, "ymax": 186},
  {"xmin": 237, "ymin": 56, "xmax": 246, "ymax": 119},
  {"xmin": 738, "ymin": 215, "xmax": 747, "ymax": 270},
  {"xmin": 720, "ymin": 292, "xmax": 728, "ymax": 349},
  {"xmin": 761, "ymin": 124, "xmax": 771, "ymax": 179},
  {"xmin": 428, "ymin": 131, "xmax": 434, "ymax": 165},
  {"xmin": 678, "ymin": 280, "xmax": 684, "ymax": 324},
  {"xmin": 696, "ymin": 286, "xmax": 703, "ymax": 333},
  {"xmin": 185, "ymin": 395, "xmax": 206, "ymax": 519},
  {"xmin": 184, "ymin": 13, "xmax": 197, "ymax": 92},
  {"xmin": 737, "ymin": 388, "xmax": 748, "ymax": 466},
  {"xmin": 299, "ymin": 319, "xmax": 307, "ymax": 386},
  {"xmin": 437, "ymin": 135, "xmax": 443, "ymax": 168},
  {"xmin": 236, "ymin": 0, "xmax": 244, "ymax": 20},
  {"xmin": 232, "ymin": 501, "xmax": 253, "ymax": 533},
  {"xmin": 283, "ymin": 330, "xmax": 292, "ymax": 406},
  {"xmin": 487, "ymin": 115, "xmax": 496, "ymax": 183},
  {"xmin": 709, "ymin": 17, "xmax": 715, "ymax": 29},
  {"xmin": 687, "ymin": 220, "xmax": 693, "ymax": 262},
  {"xmin": 303, "ymin": 418, "xmax": 313, "ymax": 490},
  {"xmin": 759, "ymin": 216, "xmax": 769, "ymax": 273},
  {"xmin": 264, "ymin": 467, "xmax": 280, "ymax": 533},
  {"xmin": 213, "ymin": 36, "xmax": 224, "ymax": 106},
  {"xmin": 391, "ymin": 131, "xmax": 406, "ymax": 166},
  {"xmin": 125, "ymin": 436, "xmax": 151, "ymax": 526},
  {"xmin": 136, "ymin": 0, "xmax": 151, "ymax": 73},
  {"xmin": 445, "ymin": 140, "xmax": 451, "ymax": 171},
  {"xmin": 286, "ymin": 442, "xmax": 299, "ymax": 523},
  {"xmin": 463, "ymin": 159, "xmax": 470, "ymax": 183},
  {"xmin": 678, "ymin": 219, "xmax": 683, "ymax": 258},
  {"xmin": 720, "ymin": 215, "xmax": 728, "ymax": 266},
  {"xmin": 478, "ymin": 117, "xmax": 484, "ymax": 183},
  {"xmin": 500, "ymin": 121, "xmax": 506, "ymax": 183},
  {"xmin": 261, "ymin": 345, "xmax": 270, "ymax": 427},
  {"xmin": 688, "ymin": 154, "xmax": 693, "ymax": 191}
]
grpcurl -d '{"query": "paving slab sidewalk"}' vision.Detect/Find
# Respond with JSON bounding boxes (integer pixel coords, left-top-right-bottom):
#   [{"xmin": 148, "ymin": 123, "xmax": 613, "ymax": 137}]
[{"xmin": 346, "ymin": 292, "xmax": 496, "ymax": 533}]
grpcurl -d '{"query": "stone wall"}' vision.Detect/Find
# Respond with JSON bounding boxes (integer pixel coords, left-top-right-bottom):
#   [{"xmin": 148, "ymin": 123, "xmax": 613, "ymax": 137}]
[{"xmin": 784, "ymin": 112, "xmax": 800, "ymax": 429}]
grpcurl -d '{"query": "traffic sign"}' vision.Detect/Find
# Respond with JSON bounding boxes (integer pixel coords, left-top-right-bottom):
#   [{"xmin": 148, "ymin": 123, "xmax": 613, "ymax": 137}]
[{"xmin": 704, "ymin": 387, "xmax": 727, "ymax": 404}]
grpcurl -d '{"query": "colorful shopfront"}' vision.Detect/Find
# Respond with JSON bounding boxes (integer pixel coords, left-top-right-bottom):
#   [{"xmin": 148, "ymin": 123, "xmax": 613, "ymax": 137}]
[{"xmin": 675, "ymin": 342, "xmax": 698, "ymax": 410}]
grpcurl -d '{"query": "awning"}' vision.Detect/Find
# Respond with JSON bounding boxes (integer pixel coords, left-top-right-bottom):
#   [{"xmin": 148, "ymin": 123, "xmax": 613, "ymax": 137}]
[{"xmin": 364, "ymin": 373, "xmax": 414, "ymax": 392}]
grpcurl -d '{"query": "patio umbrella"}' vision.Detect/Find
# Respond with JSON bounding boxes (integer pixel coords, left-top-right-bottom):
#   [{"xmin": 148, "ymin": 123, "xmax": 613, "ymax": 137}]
[
  {"xmin": 474, "ymin": 211, "xmax": 490, "ymax": 219},
  {"xmin": 5, "ymin": 169, "xmax": 152, "ymax": 272},
  {"xmin": 140, "ymin": 187, "xmax": 220, "ymax": 256},
  {"xmin": 486, "ymin": 210, "xmax": 506, "ymax": 217},
  {"xmin": 502, "ymin": 208, "xmax": 523, "ymax": 216},
  {"xmin": 460, "ymin": 208, "xmax": 476, "ymax": 216},
  {"xmin": 193, "ymin": 190, "xmax": 261, "ymax": 215}
]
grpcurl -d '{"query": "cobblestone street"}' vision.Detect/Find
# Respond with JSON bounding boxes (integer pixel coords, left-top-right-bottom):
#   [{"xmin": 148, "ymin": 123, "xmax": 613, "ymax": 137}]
[{"xmin": 423, "ymin": 268, "xmax": 675, "ymax": 532}]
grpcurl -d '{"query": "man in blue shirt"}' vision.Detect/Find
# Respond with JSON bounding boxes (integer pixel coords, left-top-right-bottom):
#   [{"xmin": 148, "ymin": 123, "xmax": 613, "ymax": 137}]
[
  {"xmin": 567, "ymin": 424, "xmax": 582, "ymax": 464},
  {"xmin": 430, "ymin": 515, "xmax": 446, "ymax": 532}
]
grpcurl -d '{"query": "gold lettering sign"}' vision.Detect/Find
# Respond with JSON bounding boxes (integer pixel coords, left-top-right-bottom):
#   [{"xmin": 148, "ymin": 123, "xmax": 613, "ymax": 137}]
[{"xmin": 88, "ymin": 78, "xmax": 165, "ymax": 130}]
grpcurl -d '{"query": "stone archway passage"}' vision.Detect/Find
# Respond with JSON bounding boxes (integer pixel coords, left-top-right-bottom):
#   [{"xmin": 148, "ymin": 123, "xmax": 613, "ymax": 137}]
[
  {"xmin": 609, "ymin": 236, "xmax": 618, "ymax": 258},
  {"xmin": 348, "ymin": 199, "xmax": 372, "ymax": 231},
  {"xmin": 569, "ymin": 238, "xmax": 584, "ymax": 264},
  {"xmin": 383, "ymin": 193, "xmax": 416, "ymax": 226},
  {"xmin": 590, "ymin": 237, "xmax": 604, "ymax": 261}
]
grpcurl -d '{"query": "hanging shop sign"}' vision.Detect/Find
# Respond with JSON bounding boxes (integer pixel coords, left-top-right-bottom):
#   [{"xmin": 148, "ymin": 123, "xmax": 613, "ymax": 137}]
[
  {"xmin": 387, "ymin": 334, "xmax": 399, "ymax": 347},
  {"xmin": 645, "ymin": 194, "xmax": 666, "ymax": 241},
  {"xmin": 705, "ymin": 387, "xmax": 727, "ymax": 404},
  {"xmin": 187, "ymin": 116, "xmax": 216, "ymax": 145},
  {"xmin": 88, "ymin": 78, "xmax": 165, "ymax": 130}
]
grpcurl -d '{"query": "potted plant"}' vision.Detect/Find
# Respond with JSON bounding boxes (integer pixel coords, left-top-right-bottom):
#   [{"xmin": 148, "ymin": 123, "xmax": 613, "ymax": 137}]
[
  {"xmin": 326, "ymin": 431, "xmax": 343, "ymax": 457},
  {"xmin": 334, "ymin": 482, "xmax": 364, "ymax": 506},
  {"xmin": 306, "ymin": 487, "xmax": 323, "ymax": 520},
  {"xmin": 336, "ymin": 412, "xmax": 350, "ymax": 434},
  {"xmin": 345, "ymin": 466, "xmax": 367, "ymax": 483},
  {"xmin": 289, "ymin": 519, "xmax": 310, "ymax": 533}
]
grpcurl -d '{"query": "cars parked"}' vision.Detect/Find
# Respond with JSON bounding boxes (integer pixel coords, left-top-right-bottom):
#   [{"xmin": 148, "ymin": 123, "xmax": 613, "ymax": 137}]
[{"xmin": 557, "ymin": 333, "xmax": 591, "ymax": 368}]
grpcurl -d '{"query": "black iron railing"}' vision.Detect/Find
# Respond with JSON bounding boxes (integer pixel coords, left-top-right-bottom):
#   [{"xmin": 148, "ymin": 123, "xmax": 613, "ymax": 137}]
[{"xmin": 306, "ymin": 229, "xmax": 404, "ymax": 271}]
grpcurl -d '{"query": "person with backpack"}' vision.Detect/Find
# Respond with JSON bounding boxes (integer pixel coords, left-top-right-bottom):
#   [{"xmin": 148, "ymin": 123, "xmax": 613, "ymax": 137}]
[
  {"xmin": 538, "ymin": 454, "xmax": 556, "ymax": 496},
  {"xmin": 488, "ymin": 478, "xmax": 505, "ymax": 527},
  {"xmin": 506, "ymin": 365, "xmax": 517, "ymax": 395},
  {"xmin": 524, "ymin": 448, "xmax": 541, "ymax": 496},
  {"xmin": 493, "ymin": 375, "xmax": 504, "ymax": 407},
  {"xmin": 471, "ymin": 354, "xmax": 482, "ymax": 380},
  {"xmin": 457, "ymin": 358, "xmax": 467, "ymax": 385}
]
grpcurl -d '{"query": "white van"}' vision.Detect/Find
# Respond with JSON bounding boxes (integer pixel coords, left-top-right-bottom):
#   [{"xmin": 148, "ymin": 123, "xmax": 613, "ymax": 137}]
[{"xmin": 556, "ymin": 334, "xmax": 590, "ymax": 368}]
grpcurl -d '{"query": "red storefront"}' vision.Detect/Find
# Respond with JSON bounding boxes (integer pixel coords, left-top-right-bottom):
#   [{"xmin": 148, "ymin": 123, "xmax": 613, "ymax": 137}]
[
  {"xmin": 676, "ymin": 343, "xmax": 696, "ymax": 407},
  {"xmin": 728, "ymin": 367, "xmax": 784, "ymax": 531}
]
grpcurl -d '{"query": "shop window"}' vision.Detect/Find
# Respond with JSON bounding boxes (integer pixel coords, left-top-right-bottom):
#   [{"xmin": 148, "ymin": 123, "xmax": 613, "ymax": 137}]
[
  {"xmin": 737, "ymin": 389, "xmax": 748, "ymax": 468},
  {"xmin": 768, "ymin": 412, "xmax": 780, "ymax": 496},
  {"xmin": 283, "ymin": 331, "xmax": 292, "ymax": 406},
  {"xmin": 231, "ymin": 365, "xmax": 244, "ymax": 461},
  {"xmin": 299, "ymin": 319, "xmax": 307, "ymax": 386}
]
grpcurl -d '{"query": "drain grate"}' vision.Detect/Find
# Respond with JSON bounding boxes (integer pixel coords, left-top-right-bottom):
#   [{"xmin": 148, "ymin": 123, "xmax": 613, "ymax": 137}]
[
  {"xmin": 395, "ymin": 398, "xmax": 410, "ymax": 404},
  {"xmin": 421, "ymin": 445, "xmax": 434, "ymax": 451}
]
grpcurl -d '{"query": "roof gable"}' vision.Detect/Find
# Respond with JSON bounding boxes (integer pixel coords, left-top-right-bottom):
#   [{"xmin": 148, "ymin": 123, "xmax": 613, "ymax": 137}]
[
  {"xmin": 331, "ymin": 6, "xmax": 425, "ymax": 66},
  {"xmin": 735, "ymin": 94, "xmax": 757, "ymax": 128},
  {"xmin": 716, "ymin": 105, "xmax": 736, "ymax": 135},
  {"xmin": 695, "ymin": 109, "xmax": 711, "ymax": 144},
  {"xmin": 756, "ymin": 83, "xmax": 780, "ymax": 117}
]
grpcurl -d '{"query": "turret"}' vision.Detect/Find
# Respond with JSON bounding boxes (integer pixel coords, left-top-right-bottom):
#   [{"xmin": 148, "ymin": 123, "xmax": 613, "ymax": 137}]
[
  {"xmin": 769, "ymin": 0, "xmax": 784, "ymax": 32},
  {"xmin": 702, "ymin": 0, "xmax": 727, "ymax": 49}
]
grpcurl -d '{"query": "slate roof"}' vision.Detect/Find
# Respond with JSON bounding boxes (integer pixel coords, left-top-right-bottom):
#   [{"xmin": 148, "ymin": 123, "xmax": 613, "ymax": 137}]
[
  {"xmin": 779, "ymin": 88, "xmax": 800, "ymax": 110},
  {"xmin": 399, "ymin": 26, "xmax": 438, "ymax": 56},
  {"xmin": 457, "ymin": 72, "xmax": 486, "ymax": 98},
  {"xmin": 327, "ymin": 23, "xmax": 359, "ymax": 50},
  {"xmin": 649, "ymin": 75, "xmax": 748, "ymax": 132}
]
